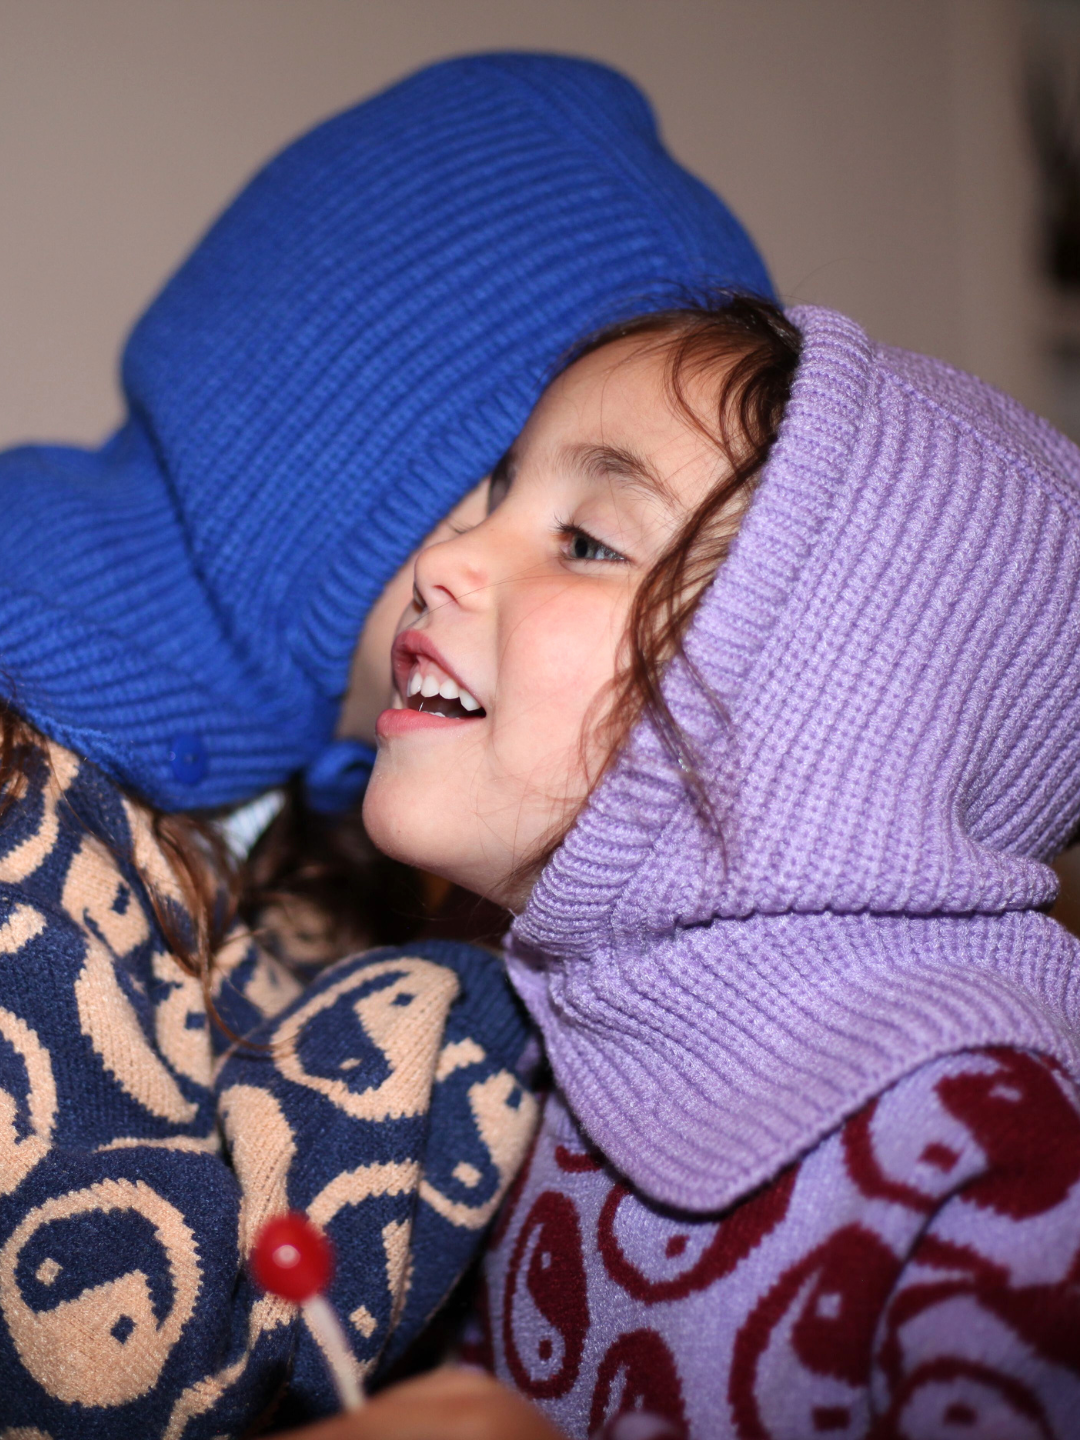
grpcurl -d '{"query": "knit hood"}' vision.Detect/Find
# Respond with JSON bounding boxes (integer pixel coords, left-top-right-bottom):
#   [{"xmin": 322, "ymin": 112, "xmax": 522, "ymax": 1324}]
[
  {"xmin": 0, "ymin": 53, "xmax": 771, "ymax": 813},
  {"xmin": 507, "ymin": 305, "xmax": 1080, "ymax": 1212}
]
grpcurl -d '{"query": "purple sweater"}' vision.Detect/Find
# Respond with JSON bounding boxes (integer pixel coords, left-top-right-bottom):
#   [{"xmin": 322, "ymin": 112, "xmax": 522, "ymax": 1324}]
[
  {"xmin": 481, "ymin": 1046, "xmax": 1080, "ymax": 1436},
  {"xmin": 484, "ymin": 307, "xmax": 1080, "ymax": 1435}
]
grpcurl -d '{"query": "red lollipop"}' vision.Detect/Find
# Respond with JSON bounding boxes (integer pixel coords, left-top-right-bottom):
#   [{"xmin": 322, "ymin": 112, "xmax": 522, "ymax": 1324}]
[
  {"xmin": 251, "ymin": 1212, "xmax": 332, "ymax": 1302},
  {"xmin": 251, "ymin": 1211, "xmax": 363, "ymax": 1411}
]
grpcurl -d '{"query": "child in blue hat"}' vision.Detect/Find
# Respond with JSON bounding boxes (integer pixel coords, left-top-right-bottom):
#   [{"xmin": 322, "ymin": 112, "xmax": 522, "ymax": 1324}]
[{"xmin": 0, "ymin": 53, "xmax": 773, "ymax": 1436}]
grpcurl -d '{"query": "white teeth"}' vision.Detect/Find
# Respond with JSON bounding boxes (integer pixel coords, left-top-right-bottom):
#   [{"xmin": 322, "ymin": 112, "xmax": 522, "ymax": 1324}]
[{"xmin": 406, "ymin": 659, "xmax": 482, "ymax": 712}]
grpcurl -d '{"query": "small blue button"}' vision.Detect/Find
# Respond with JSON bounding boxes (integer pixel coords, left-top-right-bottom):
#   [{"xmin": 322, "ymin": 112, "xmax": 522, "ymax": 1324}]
[{"xmin": 168, "ymin": 733, "xmax": 207, "ymax": 786}]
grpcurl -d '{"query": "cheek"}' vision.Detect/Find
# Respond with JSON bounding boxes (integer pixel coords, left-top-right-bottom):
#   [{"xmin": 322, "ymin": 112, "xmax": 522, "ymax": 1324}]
[
  {"xmin": 492, "ymin": 591, "xmax": 624, "ymax": 786},
  {"xmin": 362, "ymin": 584, "xmax": 628, "ymax": 899}
]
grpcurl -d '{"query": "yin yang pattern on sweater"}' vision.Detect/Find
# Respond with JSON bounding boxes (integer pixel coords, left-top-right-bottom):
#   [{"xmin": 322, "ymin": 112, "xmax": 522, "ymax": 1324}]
[
  {"xmin": 0, "ymin": 741, "xmax": 537, "ymax": 1438},
  {"xmin": 479, "ymin": 1048, "xmax": 1080, "ymax": 1439}
]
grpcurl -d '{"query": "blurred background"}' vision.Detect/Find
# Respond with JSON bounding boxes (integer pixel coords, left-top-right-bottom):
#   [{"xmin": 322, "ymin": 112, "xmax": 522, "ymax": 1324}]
[
  {"xmin": 0, "ymin": 0, "xmax": 1045, "ymax": 445},
  {"xmin": 2, "ymin": 0, "xmax": 1079, "ymax": 920}
]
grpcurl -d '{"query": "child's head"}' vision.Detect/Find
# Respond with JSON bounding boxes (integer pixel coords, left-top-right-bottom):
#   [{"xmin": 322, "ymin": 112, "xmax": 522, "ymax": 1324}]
[
  {"xmin": 363, "ymin": 297, "xmax": 800, "ymax": 909},
  {"xmin": 491, "ymin": 304, "xmax": 1080, "ymax": 1213}
]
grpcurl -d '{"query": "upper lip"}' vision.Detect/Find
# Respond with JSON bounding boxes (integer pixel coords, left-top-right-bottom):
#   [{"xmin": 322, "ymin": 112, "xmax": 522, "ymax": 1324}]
[{"xmin": 391, "ymin": 629, "xmax": 478, "ymax": 706}]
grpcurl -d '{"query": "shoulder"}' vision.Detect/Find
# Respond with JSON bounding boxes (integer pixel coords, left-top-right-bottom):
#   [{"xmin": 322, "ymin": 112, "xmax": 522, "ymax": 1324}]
[
  {"xmin": 0, "ymin": 741, "xmax": 221, "ymax": 1143},
  {"xmin": 864, "ymin": 1049, "xmax": 1080, "ymax": 1434},
  {"xmin": 485, "ymin": 1051, "xmax": 1080, "ymax": 1437},
  {"xmin": 838, "ymin": 1045, "xmax": 1080, "ymax": 1215},
  {"xmin": 0, "ymin": 739, "xmax": 155, "ymax": 1001},
  {"xmin": 737, "ymin": 1048, "xmax": 1080, "ymax": 1435}
]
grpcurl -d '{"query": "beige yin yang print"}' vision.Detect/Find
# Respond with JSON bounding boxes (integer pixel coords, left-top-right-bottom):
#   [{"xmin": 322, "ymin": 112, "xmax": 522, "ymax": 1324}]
[{"xmin": 0, "ymin": 742, "xmax": 537, "ymax": 1437}]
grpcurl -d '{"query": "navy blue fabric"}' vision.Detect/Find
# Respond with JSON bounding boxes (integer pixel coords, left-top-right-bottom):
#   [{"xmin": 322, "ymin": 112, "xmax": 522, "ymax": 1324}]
[
  {"xmin": 0, "ymin": 52, "xmax": 772, "ymax": 812},
  {"xmin": 0, "ymin": 742, "xmax": 536, "ymax": 1433}
]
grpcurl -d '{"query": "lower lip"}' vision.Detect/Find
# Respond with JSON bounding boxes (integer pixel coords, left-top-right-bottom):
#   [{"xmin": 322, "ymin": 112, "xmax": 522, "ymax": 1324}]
[{"xmin": 376, "ymin": 706, "xmax": 480, "ymax": 739}]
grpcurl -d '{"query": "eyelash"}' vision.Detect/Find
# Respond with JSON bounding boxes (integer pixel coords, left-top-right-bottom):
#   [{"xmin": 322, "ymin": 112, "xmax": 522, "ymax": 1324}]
[{"xmin": 556, "ymin": 521, "xmax": 627, "ymax": 564}]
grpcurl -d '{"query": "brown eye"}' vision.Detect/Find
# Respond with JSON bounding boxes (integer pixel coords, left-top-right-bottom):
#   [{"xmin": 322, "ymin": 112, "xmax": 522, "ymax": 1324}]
[{"xmin": 564, "ymin": 527, "xmax": 624, "ymax": 563}]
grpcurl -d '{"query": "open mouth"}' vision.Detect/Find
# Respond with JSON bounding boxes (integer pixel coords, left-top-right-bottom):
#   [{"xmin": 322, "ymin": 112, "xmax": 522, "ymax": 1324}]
[
  {"xmin": 393, "ymin": 632, "xmax": 487, "ymax": 720},
  {"xmin": 404, "ymin": 665, "xmax": 486, "ymax": 720}
]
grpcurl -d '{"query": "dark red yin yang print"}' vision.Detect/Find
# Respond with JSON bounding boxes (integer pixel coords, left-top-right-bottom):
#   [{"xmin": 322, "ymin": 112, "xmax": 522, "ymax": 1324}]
[
  {"xmin": 598, "ymin": 1167, "xmax": 797, "ymax": 1305},
  {"xmin": 503, "ymin": 1190, "xmax": 590, "ymax": 1399},
  {"xmin": 589, "ymin": 1328, "xmax": 689, "ymax": 1438}
]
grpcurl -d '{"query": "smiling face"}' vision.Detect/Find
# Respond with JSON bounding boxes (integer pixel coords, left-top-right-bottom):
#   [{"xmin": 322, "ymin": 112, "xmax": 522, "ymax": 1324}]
[{"xmin": 362, "ymin": 336, "xmax": 743, "ymax": 911}]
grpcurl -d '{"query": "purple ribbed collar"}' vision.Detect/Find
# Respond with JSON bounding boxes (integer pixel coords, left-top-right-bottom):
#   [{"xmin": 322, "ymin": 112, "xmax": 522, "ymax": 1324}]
[{"xmin": 507, "ymin": 306, "xmax": 1080, "ymax": 1212}]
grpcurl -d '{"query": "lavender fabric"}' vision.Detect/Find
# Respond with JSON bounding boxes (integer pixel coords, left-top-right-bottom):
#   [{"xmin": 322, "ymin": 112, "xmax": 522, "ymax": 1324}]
[{"xmin": 506, "ymin": 305, "xmax": 1080, "ymax": 1213}]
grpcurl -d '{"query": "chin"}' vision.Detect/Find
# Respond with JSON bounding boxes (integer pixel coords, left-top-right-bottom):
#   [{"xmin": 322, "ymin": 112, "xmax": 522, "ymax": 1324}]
[
  {"xmin": 363, "ymin": 774, "xmax": 520, "ymax": 910},
  {"xmin": 362, "ymin": 776, "xmax": 469, "ymax": 887},
  {"xmin": 360, "ymin": 777, "xmax": 423, "ymax": 869}
]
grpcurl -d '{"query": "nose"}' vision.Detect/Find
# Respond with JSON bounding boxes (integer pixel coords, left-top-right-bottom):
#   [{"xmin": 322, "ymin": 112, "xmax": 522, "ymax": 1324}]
[{"xmin": 412, "ymin": 520, "xmax": 491, "ymax": 615}]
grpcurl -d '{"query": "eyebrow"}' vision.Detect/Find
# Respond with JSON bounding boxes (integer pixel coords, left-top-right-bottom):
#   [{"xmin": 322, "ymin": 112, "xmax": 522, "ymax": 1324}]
[{"xmin": 561, "ymin": 442, "xmax": 677, "ymax": 511}]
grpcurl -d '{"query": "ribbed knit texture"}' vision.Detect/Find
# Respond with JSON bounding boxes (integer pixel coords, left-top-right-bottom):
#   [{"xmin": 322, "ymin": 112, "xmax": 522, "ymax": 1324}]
[
  {"xmin": 507, "ymin": 305, "xmax": 1080, "ymax": 1213},
  {"xmin": 0, "ymin": 53, "xmax": 771, "ymax": 812}
]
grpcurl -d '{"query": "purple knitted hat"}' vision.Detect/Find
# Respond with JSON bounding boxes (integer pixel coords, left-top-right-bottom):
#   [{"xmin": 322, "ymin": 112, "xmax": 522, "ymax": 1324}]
[{"xmin": 506, "ymin": 305, "xmax": 1080, "ymax": 1213}]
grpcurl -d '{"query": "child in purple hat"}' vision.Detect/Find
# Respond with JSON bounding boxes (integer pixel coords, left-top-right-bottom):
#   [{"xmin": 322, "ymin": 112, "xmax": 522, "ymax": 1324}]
[{"xmin": 363, "ymin": 294, "xmax": 1080, "ymax": 1438}]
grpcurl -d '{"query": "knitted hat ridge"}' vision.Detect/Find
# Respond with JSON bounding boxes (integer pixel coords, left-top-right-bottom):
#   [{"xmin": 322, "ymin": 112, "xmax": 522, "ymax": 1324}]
[
  {"xmin": 509, "ymin": 306, "xmax": 1080, "ymax": 1211},
  {"xmin": 0, "ymin": 52, "xmax": 773, "ymax": 812}
]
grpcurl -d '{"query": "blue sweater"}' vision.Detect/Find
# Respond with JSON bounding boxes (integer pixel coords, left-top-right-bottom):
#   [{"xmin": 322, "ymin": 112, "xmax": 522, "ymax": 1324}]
[{"xmin": 0, "ymin": 740, "xmax": 536, "ymax": 1436}]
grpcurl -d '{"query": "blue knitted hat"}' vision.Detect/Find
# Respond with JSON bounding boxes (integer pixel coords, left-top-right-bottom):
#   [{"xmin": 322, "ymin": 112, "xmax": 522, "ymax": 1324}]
[{"xmin": 0, "ymin": 52, "xmax": 772, "ymax": 813}]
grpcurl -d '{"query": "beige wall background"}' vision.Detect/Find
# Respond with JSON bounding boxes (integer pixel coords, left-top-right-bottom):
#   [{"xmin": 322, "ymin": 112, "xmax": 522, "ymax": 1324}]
[{"xmin": 0, "ymin": 0, "xmax": 1038, "ymax": 451}]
